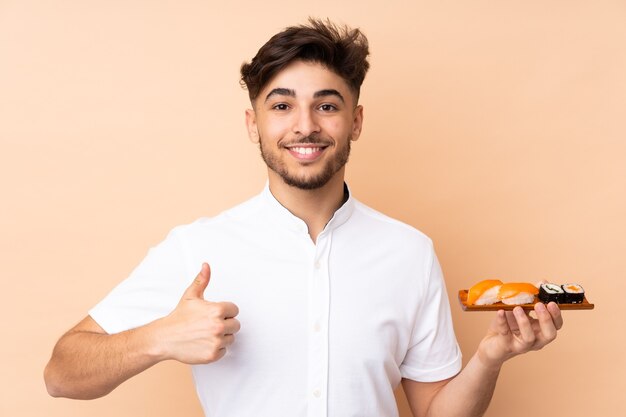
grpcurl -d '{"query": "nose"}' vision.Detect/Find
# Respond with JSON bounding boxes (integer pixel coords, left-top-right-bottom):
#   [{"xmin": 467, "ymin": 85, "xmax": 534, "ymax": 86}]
[{"xmin": 292, "ymin": 108, "xmax": 321, "ymax": 137}]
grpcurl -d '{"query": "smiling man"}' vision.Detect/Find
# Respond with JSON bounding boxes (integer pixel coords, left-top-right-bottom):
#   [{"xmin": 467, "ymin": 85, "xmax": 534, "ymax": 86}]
[
  {"xmin": 252, "ymin": 73, "xmax": 355, "ymax": 192},
  {"xmin": 244, "ymin": 57, "xmax": 363, "ymax": 241},
  {"xmin": 45, "ymin": 19, "xmax": 563, "ymax": 417}
]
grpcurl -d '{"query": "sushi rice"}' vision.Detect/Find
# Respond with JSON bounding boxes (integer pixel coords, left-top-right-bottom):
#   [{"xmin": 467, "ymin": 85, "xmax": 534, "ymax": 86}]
[{"xmin": 500, "ymin": 292, "xmax": 536, "ymax": 305}]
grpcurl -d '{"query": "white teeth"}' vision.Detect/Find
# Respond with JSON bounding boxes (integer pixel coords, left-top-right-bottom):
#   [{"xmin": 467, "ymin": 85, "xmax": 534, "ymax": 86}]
[{"xmin": 291, "ymin": 147, "xmax": 321, "ymax": 155}]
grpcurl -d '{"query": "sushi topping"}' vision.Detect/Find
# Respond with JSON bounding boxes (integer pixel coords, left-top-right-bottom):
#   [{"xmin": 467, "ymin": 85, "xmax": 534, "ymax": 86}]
[
  {"xmin": 497, "ymin": 283, "xmax": 539, "ymax": 300},
  {"xmin": 467, "ymin": 279, "xmax": 503, "ymax": 305}
]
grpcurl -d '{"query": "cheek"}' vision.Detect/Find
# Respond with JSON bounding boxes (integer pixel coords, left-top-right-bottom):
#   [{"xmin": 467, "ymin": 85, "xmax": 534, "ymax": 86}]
[
  {"xmin": 326, "ymin": 117, "xmax": 353, "ymax": 136},
  {"xmin": 258, "ymin": 116, "xmax": 291, "ymax": 142}
]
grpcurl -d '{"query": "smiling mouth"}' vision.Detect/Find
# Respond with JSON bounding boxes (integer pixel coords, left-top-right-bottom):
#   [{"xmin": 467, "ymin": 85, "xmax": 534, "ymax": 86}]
[
  {"xmin": 290, "ymin": 146, "xmax": 324, "ymax": 155},
  {"xmin": 284, "ymin": 144, "xmax": 329, "ymax": 160}
]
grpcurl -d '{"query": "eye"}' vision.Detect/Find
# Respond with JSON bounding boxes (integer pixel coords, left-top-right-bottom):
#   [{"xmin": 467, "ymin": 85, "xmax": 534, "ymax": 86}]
[
  {"xmin": 319, "ymin": 103, "xmax": 337, "ymax": 112},
  {"xmin": 272, "ymin": 103, "xmax": 289, "ymax": 111}
]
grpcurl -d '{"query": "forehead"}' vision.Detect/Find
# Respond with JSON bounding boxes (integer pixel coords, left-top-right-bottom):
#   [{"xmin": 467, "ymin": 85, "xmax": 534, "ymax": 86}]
[{"xmin": 258, "ymin": 60, "xmax": 354, "ymax": 103}]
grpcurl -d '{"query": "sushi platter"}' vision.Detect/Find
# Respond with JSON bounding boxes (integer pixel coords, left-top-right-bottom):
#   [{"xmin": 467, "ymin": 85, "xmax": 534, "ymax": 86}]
[{"xmin": 458, "ymin": 289, "xmax": 595, "ymax": 311}]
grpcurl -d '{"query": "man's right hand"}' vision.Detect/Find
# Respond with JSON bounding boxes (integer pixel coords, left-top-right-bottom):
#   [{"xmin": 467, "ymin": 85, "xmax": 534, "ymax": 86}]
[
  {"xmin": 45, "ymin": 262, "xmax": 240, "ymax": 399},
  {"xmin": 152, "ymin": 263, "xmax": 240, "ymax": 364}
]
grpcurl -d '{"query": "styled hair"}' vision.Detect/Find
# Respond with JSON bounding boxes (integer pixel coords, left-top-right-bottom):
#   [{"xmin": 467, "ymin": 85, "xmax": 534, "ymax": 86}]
[{"xmin": 240, "ymin": 18, "xmax": 370, "ymax": 103}]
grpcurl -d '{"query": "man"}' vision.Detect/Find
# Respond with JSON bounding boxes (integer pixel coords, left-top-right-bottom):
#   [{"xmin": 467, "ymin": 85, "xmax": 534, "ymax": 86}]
[{"xmin": 45, "ymin": 19, "xmax": 563, "ymax": 417}]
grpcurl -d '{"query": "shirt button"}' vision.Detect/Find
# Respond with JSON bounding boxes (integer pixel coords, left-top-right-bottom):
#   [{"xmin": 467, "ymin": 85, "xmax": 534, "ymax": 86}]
[
  {"xmin": 313, "ymin": 322, "xmax": 321, "ymax": 332},
  {"xmin": 313, "ymin": 389, "xmax": 321, "ymax": 398},
  {"xmin": 314, "ymin": 261, "xmax": 321, "ymax": 269}
]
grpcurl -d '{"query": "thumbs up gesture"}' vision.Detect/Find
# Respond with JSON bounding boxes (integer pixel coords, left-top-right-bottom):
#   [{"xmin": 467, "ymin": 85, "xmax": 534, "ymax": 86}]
[{"xmin": 153, "ymin": 263, "xmax": 240, "ymax": 364}]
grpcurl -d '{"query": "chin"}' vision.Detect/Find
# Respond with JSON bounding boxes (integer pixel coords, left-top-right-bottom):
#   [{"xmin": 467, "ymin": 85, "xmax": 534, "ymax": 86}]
[{"xmin": 282, "ymin": 176, "xmax": 331, "ymax": 190}]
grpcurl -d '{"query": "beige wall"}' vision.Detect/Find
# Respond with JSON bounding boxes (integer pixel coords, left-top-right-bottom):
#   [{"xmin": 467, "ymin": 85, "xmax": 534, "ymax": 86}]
[{"xmin": 2, "ymin": 1, "xmax": 625, "ymax": 416}]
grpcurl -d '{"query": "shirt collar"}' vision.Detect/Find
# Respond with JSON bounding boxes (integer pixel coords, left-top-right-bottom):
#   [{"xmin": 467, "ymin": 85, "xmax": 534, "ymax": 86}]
[{"xmin": 261, "ymin": 182, "xmax": 355, "ymax": 235}]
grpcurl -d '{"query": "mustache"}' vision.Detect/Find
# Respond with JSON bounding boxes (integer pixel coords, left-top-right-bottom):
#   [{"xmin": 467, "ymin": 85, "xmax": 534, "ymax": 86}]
[{"xmin": 281, "ymin": 135, "xmax": 332, "ymax": 147}]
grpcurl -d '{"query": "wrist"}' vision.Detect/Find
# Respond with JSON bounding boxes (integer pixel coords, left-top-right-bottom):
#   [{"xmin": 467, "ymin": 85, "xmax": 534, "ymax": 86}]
[
  {"xmin": 476, "ymin": 338, "xmax": 508, "ymax": 372},
  {"xmin": 142, "ymin": 318, "xmax": 171, "ymax": 362}
]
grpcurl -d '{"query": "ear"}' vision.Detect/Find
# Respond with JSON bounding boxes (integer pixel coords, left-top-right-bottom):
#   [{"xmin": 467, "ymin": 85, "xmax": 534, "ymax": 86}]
[
  {"xmin": 350, "ymin": 105, "xmax": 364, "ymax": 142},
  {"xmin": 245, "ymin": 108, "xmax": 259, "ymax": 144}
]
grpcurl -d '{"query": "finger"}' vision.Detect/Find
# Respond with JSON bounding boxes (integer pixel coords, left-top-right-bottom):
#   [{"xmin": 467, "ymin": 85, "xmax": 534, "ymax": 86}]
[
  {"xmin": 182, "ymin": 263, "xmax": 211, "ymax": 300},
  {"xmin": 546, "ymin": 302, "xmax": 564, "ymax": 330},
  {"xmin": 534, "ymin": 302, "xmax": 557, "ymax": 344},
  {"xmin": 504, "ymin": 310, "xmax": 520, "ymax": 332},
  {"xmin": 216, "ymin": 301, "xmax": 239, "ymax": 319},
  {"xmin": 492, "ymin": 310, "xmax": 511, "ymax": 336},
  {"xmin": 223, "ymin": 318, "xmax": 241, "ymax": 335},
  {"xmin": 211, "ymin": 347, "xmax": 227, "ymax": 362},
  {"xmin": 512, "ymin": 306, "xmax": 536, "ymax": 346},
  {"xmin": 220, "ymin": 334, "xmax": 235, "ymax": 348},
  {"xmin": 214, "ymin": 334, "xmax": 235, "ymax": 357}
]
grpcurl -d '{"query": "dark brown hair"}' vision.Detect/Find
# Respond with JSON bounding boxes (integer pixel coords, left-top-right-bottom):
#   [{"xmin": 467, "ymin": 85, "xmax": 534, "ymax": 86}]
[{"xmin": 240, "ymin": 18, "xmax": 370, "ymax": 103}]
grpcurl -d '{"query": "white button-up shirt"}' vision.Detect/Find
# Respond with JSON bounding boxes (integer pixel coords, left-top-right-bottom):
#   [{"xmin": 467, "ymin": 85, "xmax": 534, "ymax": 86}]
[{"xmin": 90, "ymin": 184, "xmax": 461, "ymax": 417}]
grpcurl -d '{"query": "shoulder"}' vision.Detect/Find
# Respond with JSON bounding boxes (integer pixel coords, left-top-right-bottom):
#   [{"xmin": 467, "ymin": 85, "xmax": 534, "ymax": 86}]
[
  {"xmin": 167, "ymin": 192, "xmax": 266, "ymax": 240},
  {"xmin": 351, "ymin": 199, "xmax": 433, "ymax": 247}
]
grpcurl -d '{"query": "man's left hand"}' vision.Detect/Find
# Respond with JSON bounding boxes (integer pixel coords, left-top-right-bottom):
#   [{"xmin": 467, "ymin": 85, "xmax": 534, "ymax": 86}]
[{"xmin": 477, "ymin": 302, "xmax": 564, "ymax": 369}]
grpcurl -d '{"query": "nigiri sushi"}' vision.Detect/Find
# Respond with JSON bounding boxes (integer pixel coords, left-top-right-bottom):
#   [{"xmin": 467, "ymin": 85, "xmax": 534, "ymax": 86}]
[
  {"xmin": 498, "ymin": 283, "xmax": 539, "ymax": 305},
  {"xmin": 467, "ymin": 279, "xmax": 503, "ymax": 305}
]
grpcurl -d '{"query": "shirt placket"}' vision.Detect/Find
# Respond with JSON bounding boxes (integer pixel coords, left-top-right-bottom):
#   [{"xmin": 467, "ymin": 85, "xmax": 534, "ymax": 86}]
[{"xmin": 307, "ymin": 230, "xmax": 332, "ymax": 417}]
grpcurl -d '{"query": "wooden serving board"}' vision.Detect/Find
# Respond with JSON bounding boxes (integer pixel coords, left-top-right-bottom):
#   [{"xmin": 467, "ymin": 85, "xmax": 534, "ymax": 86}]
[{"xmin": 458, "ymin": 290, "xmax": 595, "ymax": 311}]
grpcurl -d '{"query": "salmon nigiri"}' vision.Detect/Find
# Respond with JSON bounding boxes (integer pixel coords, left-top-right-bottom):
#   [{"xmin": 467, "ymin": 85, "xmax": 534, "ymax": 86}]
[
  {"xmin": 497, "ymin": 283, "xmax": 539, "ymax": 305},
  {"xmin": 467, "ymin": 279, "xmax": 503, "ymax": 305}
]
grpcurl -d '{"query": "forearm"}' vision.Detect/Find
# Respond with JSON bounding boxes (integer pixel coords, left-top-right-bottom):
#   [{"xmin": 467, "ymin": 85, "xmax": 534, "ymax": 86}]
[
  {"xmin": 44, "ymin": 321, "xmax": 165, "ymax": 399},
  {"xmin": 426, "ymin": 352, "xmax": 502, "ymax": 417},
  {"xmin": 408, "ymin": 305, "xmax": 563, "ymax": 417},
  {"xmin": 45, "ymin": 265, "xmax": 240, "ymax": 400}
]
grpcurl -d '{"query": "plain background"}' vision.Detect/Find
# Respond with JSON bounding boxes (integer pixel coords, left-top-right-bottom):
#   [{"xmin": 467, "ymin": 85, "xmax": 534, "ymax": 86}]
[{"xmin": 1, "ymin": 1, "xmax": 625, "ymax": 416}]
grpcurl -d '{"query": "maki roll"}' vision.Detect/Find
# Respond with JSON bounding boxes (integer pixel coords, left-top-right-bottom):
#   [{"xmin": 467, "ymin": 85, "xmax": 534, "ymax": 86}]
[
  {"xmin": 562, "ymin": 283, "xmax": 585, "ymax": 303},
  {"xmin": 539, "ymin": 283, "xmax": 565, "ymax": 304}
]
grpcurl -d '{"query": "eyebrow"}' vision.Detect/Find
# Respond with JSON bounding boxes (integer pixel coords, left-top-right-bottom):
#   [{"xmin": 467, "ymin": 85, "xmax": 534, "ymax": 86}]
[
  {"xmin": 264, "ymin": 88, "xmax": 345, "ymax": 103},
  {"xmin": 313, "ymin": 89, "xmax": 345, "ymax": 103},
  {"xmin": 264, "ymin": 88, "xmax": 296, "ymax": 102}
]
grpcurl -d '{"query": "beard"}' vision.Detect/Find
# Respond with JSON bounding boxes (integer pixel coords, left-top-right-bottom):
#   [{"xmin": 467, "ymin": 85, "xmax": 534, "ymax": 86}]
[{"xmin": 259, "ymin": 134, "xmax": 351, "ymax": 190}]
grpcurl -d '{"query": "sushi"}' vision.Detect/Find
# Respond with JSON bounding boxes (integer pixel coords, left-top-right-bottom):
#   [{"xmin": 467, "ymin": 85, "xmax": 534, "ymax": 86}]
[
  {"xmin": 497, "ymin": 283, "xmax": 539, "ymax": 305},
  {"xmin": 466, "ymin": 279, "xmax": 503, "ymax": 305},
  {"xmin": 463, "ymin": 279, "xmax": 589, "ymax": 309},
  {"xmin": 538, "ymin": 283, "xmax": 565, "ymax": 303},
  {"xmin": 562, "ymin": 283, "xmax": 585, "ymax": 304}
]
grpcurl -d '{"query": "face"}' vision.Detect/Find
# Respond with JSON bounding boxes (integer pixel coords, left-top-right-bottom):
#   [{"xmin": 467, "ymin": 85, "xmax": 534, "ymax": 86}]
[{"xmin": 245, "ymin": 60, "xmax": 363, "ymax": 190}]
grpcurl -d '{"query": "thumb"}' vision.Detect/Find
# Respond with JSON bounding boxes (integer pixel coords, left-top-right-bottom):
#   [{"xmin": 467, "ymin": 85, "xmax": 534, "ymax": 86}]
[{"xmin": 182, "ymin": 263, "xmax": 211, "ymax": 300}]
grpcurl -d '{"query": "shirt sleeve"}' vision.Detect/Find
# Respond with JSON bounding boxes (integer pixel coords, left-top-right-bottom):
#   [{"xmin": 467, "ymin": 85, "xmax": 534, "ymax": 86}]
[
  {"xmin": 89, "ymin": 227, "xmax": 191, "ymax": 334},
  {"xmin": 399, "ymin": 250, "xmax": 462, "ymax": 382}
]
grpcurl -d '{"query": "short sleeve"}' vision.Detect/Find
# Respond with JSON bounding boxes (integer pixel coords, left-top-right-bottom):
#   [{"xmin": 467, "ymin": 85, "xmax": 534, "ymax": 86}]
[
  {"xmin": 400, "ymin": 251, "xmax": 462, "ymax": 382},
  {"xmin": 89, "ymin": 228, "xmax": 191, "ymax": 334}
]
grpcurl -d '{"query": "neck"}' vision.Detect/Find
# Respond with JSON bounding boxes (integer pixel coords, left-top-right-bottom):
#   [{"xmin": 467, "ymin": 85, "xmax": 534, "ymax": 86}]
[{"xmin": 268, "ymin": 170, "xmax": 347, "ymax": 243}]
